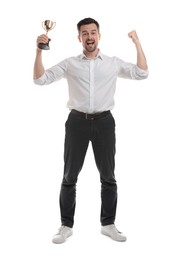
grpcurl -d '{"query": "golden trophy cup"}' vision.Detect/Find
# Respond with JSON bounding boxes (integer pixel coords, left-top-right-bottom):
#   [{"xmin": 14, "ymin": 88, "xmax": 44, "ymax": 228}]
[{"xmin": 38, "ymin": 20, "xmax": 56, "ymax": 50}]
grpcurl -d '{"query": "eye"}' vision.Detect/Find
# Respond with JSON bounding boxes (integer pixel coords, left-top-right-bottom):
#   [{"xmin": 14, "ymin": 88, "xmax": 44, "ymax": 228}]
[{"xmin": 82, "ymin": 32, "xmax": 88, "ymax": 37}]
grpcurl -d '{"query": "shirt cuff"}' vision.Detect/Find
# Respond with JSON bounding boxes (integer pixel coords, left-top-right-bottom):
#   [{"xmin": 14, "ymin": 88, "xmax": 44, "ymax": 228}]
[
  {"xmin": 135, "ymin": 66, "xmax": 149, "ymax": 78},
  {"xmin": 34, "ymin": 73, "xmax": 46, "ymax": 85}
]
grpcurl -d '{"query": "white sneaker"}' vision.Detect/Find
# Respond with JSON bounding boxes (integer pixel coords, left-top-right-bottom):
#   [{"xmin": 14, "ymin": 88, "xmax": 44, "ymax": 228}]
[
  {"xmin": 52, "ymin": 226, "xmax": 73, "ymax": 244},
  {"xmin": 101, "ymin": 224, "xmax": 127, "ymax": 242}
]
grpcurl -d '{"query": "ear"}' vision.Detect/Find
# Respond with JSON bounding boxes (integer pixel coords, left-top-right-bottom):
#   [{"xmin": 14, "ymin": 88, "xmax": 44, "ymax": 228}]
[
  {"xmin": 78, "ymin": 35, "xmax": 82, "ymax": 42},
  {"xmin": 99, "ymin": 33, "xmax": 101, "ymax": 40}
]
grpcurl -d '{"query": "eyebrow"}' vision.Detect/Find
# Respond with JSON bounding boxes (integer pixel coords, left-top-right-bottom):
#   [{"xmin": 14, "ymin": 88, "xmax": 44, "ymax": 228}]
[{"xmin": 81, "ymin": 29, "xmax": 97, "ymax": 33}]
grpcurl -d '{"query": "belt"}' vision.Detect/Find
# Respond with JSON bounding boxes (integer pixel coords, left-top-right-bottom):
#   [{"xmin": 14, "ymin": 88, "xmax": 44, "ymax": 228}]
[{"xmin": 71, "ymin": 109, "xmax": 110, "ymax": 120}]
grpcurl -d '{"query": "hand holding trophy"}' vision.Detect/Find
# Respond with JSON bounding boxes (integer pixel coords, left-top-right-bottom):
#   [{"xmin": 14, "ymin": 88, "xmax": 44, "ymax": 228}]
[{"xmin": 38, "ymin": 20, "xmax": 56, "ymax": 50}]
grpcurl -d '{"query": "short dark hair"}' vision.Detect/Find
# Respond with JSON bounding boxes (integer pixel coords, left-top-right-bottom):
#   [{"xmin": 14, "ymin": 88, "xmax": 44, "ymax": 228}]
[{"xmin": 77, "ymin": 18, "xmax": 100, "ymax": 33}]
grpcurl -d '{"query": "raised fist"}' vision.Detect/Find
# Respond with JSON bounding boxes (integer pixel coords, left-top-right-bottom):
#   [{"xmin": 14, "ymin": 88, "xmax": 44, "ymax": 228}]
[{"xmin": 128, "ymin": 30, "xmax": 139, "ymax": 44}]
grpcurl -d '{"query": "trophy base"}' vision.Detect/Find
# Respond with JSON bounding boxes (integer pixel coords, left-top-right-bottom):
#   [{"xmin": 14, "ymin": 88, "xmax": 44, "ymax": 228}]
[{"xmin": 38, "ymin": 42, "xmax": 50, "ymax": 50}]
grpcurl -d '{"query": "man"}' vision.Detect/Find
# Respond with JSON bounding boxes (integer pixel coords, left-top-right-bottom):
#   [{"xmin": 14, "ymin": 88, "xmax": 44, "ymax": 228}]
[{"xmin": 34, "ymin": 17, "xmax": 148, "ymax": 244}]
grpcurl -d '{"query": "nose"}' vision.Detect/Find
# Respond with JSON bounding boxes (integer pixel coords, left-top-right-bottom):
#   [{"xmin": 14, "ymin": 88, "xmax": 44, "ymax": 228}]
[{"xmin": 88, "ymin": 32, "xmax": 93, "ymax": 39}]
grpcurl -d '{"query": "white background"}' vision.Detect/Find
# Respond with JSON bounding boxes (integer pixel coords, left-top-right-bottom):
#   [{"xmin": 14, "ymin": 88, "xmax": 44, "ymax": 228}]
[{"xmin": 0, "ymin": 0, "xmax": 182, "ymax": 259}]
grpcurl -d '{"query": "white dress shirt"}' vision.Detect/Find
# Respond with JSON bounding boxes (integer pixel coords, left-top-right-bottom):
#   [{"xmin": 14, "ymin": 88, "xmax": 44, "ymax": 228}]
[{"xmin": 34, "ymin": 51, "xmax": 148, "ymax": 113}]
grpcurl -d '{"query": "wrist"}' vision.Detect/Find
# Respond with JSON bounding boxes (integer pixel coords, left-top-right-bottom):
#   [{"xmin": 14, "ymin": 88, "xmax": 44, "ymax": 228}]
[
  {"xmin": 134, "ymin": 40, "xmax": 141, "ymax": 46},
  {"xmin": 36, "ymin": 47, "xmax": 42, "ymax": 54},
  {"xmin": 134, "ymin": 39, "xmax": 140, "ymax": 44}
]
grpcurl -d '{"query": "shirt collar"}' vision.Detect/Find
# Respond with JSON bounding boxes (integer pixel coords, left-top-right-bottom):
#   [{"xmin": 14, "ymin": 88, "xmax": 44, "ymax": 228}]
[{"xmin": 80, "ymin": 50, "xmax": 103, "ymax": 60}]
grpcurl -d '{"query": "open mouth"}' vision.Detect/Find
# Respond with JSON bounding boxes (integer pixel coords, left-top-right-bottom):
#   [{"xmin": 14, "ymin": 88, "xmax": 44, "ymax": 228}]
[{"xmin": 86, "ymin": 41, "xmax": 95, "ymax": 47}]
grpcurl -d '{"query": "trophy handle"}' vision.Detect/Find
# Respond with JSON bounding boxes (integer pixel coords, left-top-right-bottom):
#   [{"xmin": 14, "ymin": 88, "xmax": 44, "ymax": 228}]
[
  {"xmin": 50, "ymin": 22, "xmax": 56, "ymax": 30},
  {"xmin": 41, "ymin": 21, "xmax": 46, "ymax": 30}
]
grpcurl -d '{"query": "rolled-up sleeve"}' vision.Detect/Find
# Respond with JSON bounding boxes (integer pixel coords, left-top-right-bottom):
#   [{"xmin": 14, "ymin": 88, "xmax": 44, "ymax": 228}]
[
  {"xmin": 115, "ymin": 57, "xmax": 149, "ymax": 80},
  {"xmin": 34, "ymin": 59, "xmax": 68, "ymax": 85},
  {"xmin": 34, "ymin": 73, "xmax": 48, "ymax": 85},
  {"xmin": 131, "ymin": 65, "xmax": 149, "ymax": 80}
]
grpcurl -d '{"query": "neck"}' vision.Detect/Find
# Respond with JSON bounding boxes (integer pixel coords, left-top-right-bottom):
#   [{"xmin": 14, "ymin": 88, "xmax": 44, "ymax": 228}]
[{"xmin": 83, "ymin": 49, "xmax": 99, "ymax": 59}]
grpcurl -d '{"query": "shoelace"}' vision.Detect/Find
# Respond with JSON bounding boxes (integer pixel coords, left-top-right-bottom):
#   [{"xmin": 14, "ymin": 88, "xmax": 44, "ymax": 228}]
[
  {"xmin": 58, "ymin": 226, "xmax": 69, "ymax": 235},
  {"xmin": 110, "ymin": 224, "xmax": 122, "ymax": 234}
]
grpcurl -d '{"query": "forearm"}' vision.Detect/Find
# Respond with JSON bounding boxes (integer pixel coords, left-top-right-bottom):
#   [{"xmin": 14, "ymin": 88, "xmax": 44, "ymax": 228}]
[
  {"xmin": 128, "ymin": 30, "xmax": 148, "ymax": 71},
  {"xmin": 33, "ymin": 49, "xmax": 45, "ymax": 80},
  {"xmin": 135, "ymin": 41, "xmax": 148, "ymax": 70}
]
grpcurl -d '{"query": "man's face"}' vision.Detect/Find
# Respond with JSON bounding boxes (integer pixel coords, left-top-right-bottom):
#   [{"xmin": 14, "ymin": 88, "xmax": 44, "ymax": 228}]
[{"xmin": 78, "ymin": 23, "xmax": 101, "ymax": 53}]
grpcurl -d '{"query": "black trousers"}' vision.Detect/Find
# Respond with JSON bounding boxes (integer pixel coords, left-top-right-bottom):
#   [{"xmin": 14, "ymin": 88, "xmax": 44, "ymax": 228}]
[{"xmin": 59, "ymin": 111, "xmax": 117, "ymax": 228}]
